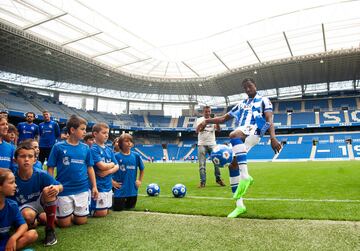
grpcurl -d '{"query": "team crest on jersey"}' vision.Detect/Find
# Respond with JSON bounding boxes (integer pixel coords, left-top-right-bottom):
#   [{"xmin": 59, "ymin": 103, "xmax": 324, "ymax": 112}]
[
  {"xmin": 49, "ymin": 125, "xmax": 53, "ymax": 128},
  {"xmin": 119, "ymin": 165, "xmax": 126, "ymax": 171},
  {"xmin": 63, "ymin": 157, "xmax": 70, "ymax": 166},
  {"xmin": 63, "ymin": 150, "xmax": 67, "ymax": 154}
]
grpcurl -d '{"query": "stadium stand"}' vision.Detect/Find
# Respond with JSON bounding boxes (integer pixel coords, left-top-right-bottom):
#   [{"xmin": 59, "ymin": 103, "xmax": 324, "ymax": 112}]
[
  {"xmin": 332, "ymin": 97, "xmax": 357, "ymax": 109},
  {"xmin": 134, "ymin": 144, "xmax": 164, "ymax": 161},
  {"xmin": 305, "ymin": 99, "xmax": 328, "ymax": 111},
  {"xmin": 273, "ymin": 113, "xmax": 288, "ymax": 126},
  {"xmin": 0, "ymin": 90, "xmax": 42, "ymax": 114},
  {"xmin": 278, "ymin": 100, "xmax": 302, "ymax": 112},
  {"xmin": 148, "ymin": 115, "xmax": 172, "ymax": 127},
  {"xmin": 291, "ymin": 112, "xmax": 316, "ymax": 125}
]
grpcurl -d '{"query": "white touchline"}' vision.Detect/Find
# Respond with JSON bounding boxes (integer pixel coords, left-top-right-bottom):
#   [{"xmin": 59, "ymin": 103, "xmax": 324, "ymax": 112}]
[{"xmin": 139, "ymin": 194, "xmax": 360, "ymax": 203}]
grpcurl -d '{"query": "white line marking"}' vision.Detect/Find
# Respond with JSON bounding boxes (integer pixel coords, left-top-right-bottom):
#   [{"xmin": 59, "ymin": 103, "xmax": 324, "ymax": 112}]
[
  {"xmin": 139, "ymin": 194, "xmax": 360, "ymax": 203},
  {"xmin": 317, "ymin": 149, "xmax": 330, "ymax": 152}
]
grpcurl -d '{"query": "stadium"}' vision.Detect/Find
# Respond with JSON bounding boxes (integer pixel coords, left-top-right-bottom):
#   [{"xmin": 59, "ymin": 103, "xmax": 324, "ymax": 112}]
[{"xmin": 0, "ymin": 0, "xmax": 359, "ymax": 250}]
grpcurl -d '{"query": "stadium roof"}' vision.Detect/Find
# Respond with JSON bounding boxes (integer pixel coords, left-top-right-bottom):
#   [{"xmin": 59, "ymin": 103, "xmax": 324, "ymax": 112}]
[{"xmin": 0, "ymin": 0, "xmax": 360, "ymax": 98}]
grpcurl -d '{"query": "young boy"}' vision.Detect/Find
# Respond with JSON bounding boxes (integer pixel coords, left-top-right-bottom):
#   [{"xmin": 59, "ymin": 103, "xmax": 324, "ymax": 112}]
[
  {"xmin": 12, "ymin": 142, "xmax": 63, "ymax": 246},
  {"xmin": 10, "ymin": 139, "xmax": 43, "ymax": 173},
  {"xmin": 84, "ymin": 132, "xmax": 95, "ymax": 147},
  {"xmin": 0, "ymin": 168, "xmax": 38, "ymax": 250},
  {"xmin": 20, "ymin": 139, "xmax": 42, "ymax": 170},
  {"xmin": 5, "ymin": 123, "xmax": 18, "ymax": 147},
  {"xmin": 56, "ymin": 127, "xmax": 69, "ymax": 144},
  {"xmin": 113, "ymin": 133, "xmax": 144, "ymax": 211},
  {"xmin": 90, "ymin": 123, "xmax": 119, "ymax": 217},
  {"xmin": 47, "ymin": 115, "xmax": 98, "ymax": 227},
  {"xmin": 0, "ymin": 115, "xmax": 15, "ymax": 171}
]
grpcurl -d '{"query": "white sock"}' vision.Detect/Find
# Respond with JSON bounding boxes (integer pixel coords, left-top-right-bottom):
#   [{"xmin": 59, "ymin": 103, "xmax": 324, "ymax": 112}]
[
  {"xmin": 236, "ymin": 198, "xmax": 245, "ymax": 208},
  {"xmin": 238, "ymin": 164, "xmax": 249, "ymax": 179}
]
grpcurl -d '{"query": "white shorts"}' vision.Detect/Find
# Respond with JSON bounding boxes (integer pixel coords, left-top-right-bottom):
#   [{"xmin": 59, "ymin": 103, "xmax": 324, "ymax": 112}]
[
  {"xmin": 234, "ymin": 125, "xmax": 260, "ymax": 151},
  {"xmin": 90, "ymin": 190, "xmax": 113, "ymax": 212},
  {"xmin": 56, "ymin": 190, "xmax": 90, "ymax": 218},
  {"xmin": 19, "ymin": 196, "xmax": 44, "ymax": 214}
]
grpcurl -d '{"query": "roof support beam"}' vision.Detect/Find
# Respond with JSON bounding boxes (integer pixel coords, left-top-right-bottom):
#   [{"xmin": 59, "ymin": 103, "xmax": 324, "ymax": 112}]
[
  {"xmin": 164, "ymin": 62, "xmax": 169, "ymax": 77},
  {"xmin": 147, "ymin": 61, "xmax": 162, "ymax": 75},
  {"xmin": 182, "ymin": 62, "xmax": 200, "ymax": 77},
  {"xmin": 62, "ymin": 32, "xmax": 102, "ymax": 46},
  {"xmin": 283, "ymin": 32, "xmax": 293, "ymax": 57},
  {"xmin": 117, "ymin": 58, "xmax": 152, "ymax": 68},
  {"xmin": 0, "ymin": 7, "xmax": 29, "ymax": 23},
  {"xmin": 213, "ymin": 52, "xmax": 230, "ymax": 71},
  {"xmin": 91, "ymin": 47, "xmax": 130, "ymax": 58},
  {"xmin": 247, "ymin": 41, "xmax": 261, "ymax": 63},
  {"xmin": 23, "ymin": 13, "xmax": 67, "ymax": 30},
  {"xmin": 322, "ymin": 23, "xmax": 327, "ymax": 52}
]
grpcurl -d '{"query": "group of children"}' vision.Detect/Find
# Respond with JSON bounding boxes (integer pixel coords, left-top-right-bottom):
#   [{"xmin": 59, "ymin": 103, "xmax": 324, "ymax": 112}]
[{"xmin": 0, "ymin": 114, "xmax": 145, "ymax": 249}]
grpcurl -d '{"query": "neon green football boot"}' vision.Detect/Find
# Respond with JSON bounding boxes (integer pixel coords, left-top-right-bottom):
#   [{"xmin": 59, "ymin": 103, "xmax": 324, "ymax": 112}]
[
  {"xmin": 227, "ymin": 205, "xmax": 247, "ymax": 218},
  {"xmin": 232, "ymin": 176, "xmax": 254, "ymax": 200}
]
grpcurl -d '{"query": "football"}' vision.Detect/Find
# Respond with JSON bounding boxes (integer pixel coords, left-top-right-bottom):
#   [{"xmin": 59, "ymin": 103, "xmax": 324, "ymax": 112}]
[
  {"xmin": 146, "ymin": 183, "xmax": 160, "ymax": 196},
  {"xmin": 210, "ymin": 144, "xmax": 233, "ymax": 167},
  {"xmin": 172, "ymin": 184, "xmax": 186, "ymax": 198}
]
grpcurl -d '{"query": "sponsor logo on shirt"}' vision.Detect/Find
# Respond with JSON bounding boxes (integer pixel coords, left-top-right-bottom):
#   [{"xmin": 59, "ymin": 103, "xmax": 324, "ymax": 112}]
[
  {"xmin": 63, "ymin": 157, "xmax": 70, "ymax": 166},
  {"xmin": 0, "ymin": 157, "xmax": 11, "ymax": 162},
  {"xmin": 0, "ymin": 226, "xmax": 11, "ymax": 234},
  {"xmin": 70, "ymin": 159, "xmax": 85, "ymax": 164},
  {"xmin": 127, "ymin": 165, "xmax": 136, "ymax": 170}
]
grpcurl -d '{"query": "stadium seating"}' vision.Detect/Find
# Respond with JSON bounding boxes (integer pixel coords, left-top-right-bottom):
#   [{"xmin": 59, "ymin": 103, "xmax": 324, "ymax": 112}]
[
  {"xmin": 277, "ymin": 142, "xmax": 313, "ymax": 160},
  {"xmin": 148, "ymin": 115, "xmax": 172, "ymax": 127},
  {"xmin": 314, "ymin": 142, "xmax": 348, "ymax": 159},
  {"xmin": 332, "ymin": 97, "xmax": 357, "ymax": 110},
  {"xmin": 291, "ymin": 112, "xmax": 315, "ymax": 125},
  {"xmin": 247, "ymin": 142, "xmax": 277, "ymax": 160},
  {"xmin": 305, "ymin": 99, "xmax": 328, "ymax": 111},
  {"xmin": 134, "ymin": 144, "xmax": 164, "ymax": 161},
  {"xmin": 273, "ymin": 113, "xmax": 288, "ymax": 126},
  {"xmin": 1, "ymin": 86, "xmax": 359, "ymax": 130},
  {"xmin": 278, "ymin": 100, "xmax": 302, "ymax": 112},
  {"xmin": 0, "ymin": 90, "xmax": 42, "ymax": 114},
  {"xmin": 320, "ymin": 111, "xmax": 345, "ymax": 124}
]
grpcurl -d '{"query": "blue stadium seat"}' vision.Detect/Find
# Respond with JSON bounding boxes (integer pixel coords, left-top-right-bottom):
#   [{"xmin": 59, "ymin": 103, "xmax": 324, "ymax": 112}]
[
  {"xmin": 320, "ymin": 111, "xmax": 345, "ymax": 124},
  {"xmin": 305, "ymin": 99, "xmax": 328, "ymax": 111},
  {"xmin": 291, "ymin": 112, "xmax": 315, "ymax": 125},
  {"xmin": 177, "ymin": 116, "xmax": 185, "ymax": 127},
  {"xmin": 332, "ymin": 97, "xmax": 357, "ymax": 109},
  {"xmin": 274, "ymin": 113, "xmax": 287, "ymax": 126},
  {"xmin": 135, "ymin": 144, "xmax": 163, "ymax": 161},
  {"xmin": 148, "ymin": 115, "xmax": 171, "ymax": 127},
  {"xmin": 167, "ymin": 144, "xmax": 180, "ymax": 160},
  {"xmin": 314, "ymin": 142, "xmax": 348, "ymax": 159},
  {"xmin": 247, "ymin": 142, "xmax": 276, "ymax": 160},
  {"xmin": 278, "ymin": 100, "xmax": 301, "ymax": 112},
  {"xmin": 277, "ymin": 142, "xmax": 312, "ymax": 160}
]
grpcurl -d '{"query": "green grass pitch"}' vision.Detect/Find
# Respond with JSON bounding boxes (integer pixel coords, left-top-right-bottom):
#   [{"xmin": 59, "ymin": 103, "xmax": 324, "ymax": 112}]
[{"xmin": 30, "ymin": 161, "xmax": 360, "ymax": 250}]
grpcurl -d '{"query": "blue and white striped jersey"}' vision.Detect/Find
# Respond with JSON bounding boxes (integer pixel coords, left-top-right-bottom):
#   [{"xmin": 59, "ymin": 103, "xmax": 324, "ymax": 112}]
[{"xmin": 227, "ymin": 93, "xmax": 273, "ymax": 127}]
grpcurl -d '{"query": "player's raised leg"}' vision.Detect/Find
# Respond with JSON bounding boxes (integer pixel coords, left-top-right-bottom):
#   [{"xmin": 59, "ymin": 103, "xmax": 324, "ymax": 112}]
[
  {"xmin": 230, "ymin": 137, "xmax": 253, "ymax": 200},
  {"xmin": 227, "ymin": 162, "xmax": 246, "ymax": 218}
]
